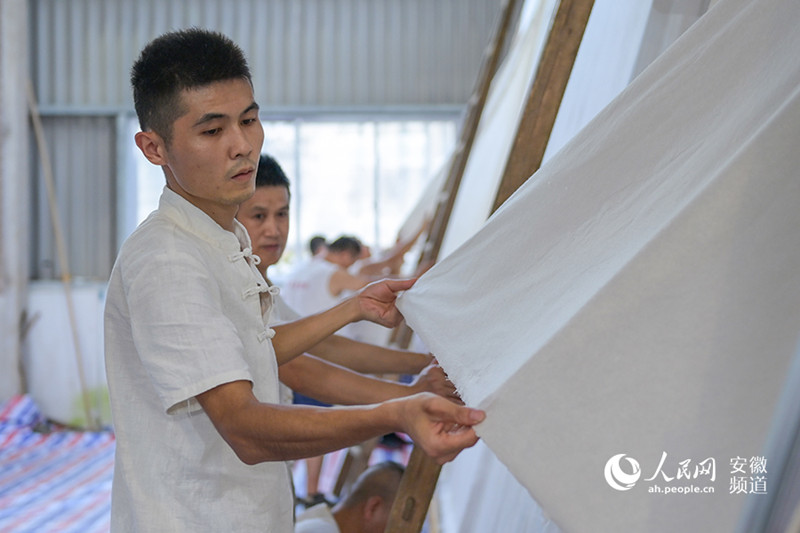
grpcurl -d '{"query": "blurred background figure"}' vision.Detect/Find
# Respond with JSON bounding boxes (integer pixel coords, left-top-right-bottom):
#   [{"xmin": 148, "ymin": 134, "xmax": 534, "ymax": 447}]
[{"xmin": 295, "ymin": 462, "xmax": 405, "ymax": 533}]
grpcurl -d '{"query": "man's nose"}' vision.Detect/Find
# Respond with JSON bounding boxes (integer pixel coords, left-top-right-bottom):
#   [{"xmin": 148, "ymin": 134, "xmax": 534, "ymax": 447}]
[
  {"xmin": 229, "ymin": 125, "xmax": 254, "ymax": 159},
  {"xmin": 261, "ymin": 217, "xmax": 279, "ymax": 236}
]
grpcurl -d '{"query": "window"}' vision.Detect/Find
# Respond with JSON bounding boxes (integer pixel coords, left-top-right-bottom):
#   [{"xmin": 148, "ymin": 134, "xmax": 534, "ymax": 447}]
[{"xmin": 128, "ymin": 114, "xmax": 457, "ymax": 277}]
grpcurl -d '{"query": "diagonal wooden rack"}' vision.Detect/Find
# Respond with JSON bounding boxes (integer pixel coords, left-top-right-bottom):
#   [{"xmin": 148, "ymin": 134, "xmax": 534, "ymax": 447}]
[
  {"xmin": 331, "ymin": 0, "xmax": 521, "ymax": 498},
  {"xmin": 393, "ymin": 0, "xmax": 521, "ymax": 350},
  {"xmin": 385, "ymin": 1, "xmax": 594, "ymax": 531}
]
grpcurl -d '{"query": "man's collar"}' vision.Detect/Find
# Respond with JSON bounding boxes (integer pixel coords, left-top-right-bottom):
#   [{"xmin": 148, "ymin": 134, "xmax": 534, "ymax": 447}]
[{"xmin": 158, "ymin": 186, "xmax": 251, "ymax": 251}]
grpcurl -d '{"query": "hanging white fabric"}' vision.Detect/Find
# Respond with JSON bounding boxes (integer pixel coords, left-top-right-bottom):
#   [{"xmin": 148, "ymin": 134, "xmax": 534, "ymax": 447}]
[{"xmin": 397, "ymin": 0, "xmax": 800, "ymax": 530}]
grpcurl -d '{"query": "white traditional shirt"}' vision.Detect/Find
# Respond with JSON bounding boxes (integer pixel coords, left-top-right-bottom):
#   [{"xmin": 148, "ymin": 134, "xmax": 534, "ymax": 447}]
[
  {"xmin": 294, "ymin": 503, "xmax": 340, "ymax": 533},
  {"xmin": 104, "ymin": 186, "xmax": 293, "ymax": 532},
  {"xmin": 280, "ymin": 258, "xmax": 342, "ymax": 315}
]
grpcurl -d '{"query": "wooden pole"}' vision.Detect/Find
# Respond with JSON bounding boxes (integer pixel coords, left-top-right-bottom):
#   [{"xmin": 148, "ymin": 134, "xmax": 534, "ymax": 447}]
[
  {"xmin": 27, "ymin": 81, "xmax": 97, "ymax": 430},
  {"xmin": 385, "ymin": 446, "xmax": 444, "ymax": 533},
  {"xmin": 394, "ymin": 0, "xmax": 520, "ymax": 351},
  {"xmin": 493, "ymin": 0, "xmax": 594, "ymax": 212},
  {"xmin": 419, "ymin": 0, "xmax": 520, "ymax": 269},
  {"xmin": 386, "ymin": 1, "xmax": 594, "ymax": 531},
  {"xmin": 332, "ymin": 437, "xmax": 379, "ymax": 498},
  {"xmin": 384, "ymin": 0, "xmax": 520, "ymax": 530}
]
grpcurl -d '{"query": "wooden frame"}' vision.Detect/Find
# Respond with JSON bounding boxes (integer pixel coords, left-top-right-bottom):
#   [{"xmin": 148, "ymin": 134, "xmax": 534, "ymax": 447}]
[{"xmin": 385, "ymin": 1, "xmax": 594, "ymax": 531}]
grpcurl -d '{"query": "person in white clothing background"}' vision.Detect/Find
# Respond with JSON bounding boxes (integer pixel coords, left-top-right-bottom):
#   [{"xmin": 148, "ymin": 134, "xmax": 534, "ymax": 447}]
[
  {"xmin": 236, "ymin": 153, "xmax": 459, "ymax": 506},
  {"xmin": 282, "ymin": 235, "xmax": 373, "ymax": 316},
  {"xmin": 280, "ymin": 233, "xmax": 377, "ymax": 502}
]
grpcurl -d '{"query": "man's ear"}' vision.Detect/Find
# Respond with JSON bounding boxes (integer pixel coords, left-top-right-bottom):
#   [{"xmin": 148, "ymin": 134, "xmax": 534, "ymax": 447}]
[
  {"xmin": 135, "ymin": 130, "xmax": 168, "ymax": 166},
  {"xmin": 362, "ymin": 495, "xmax": 384, "ymax": 521}
]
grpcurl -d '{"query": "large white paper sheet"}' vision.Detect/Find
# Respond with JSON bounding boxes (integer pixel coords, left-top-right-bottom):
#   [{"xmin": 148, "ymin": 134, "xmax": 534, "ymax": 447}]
[
  {"xmin": 398, "ymin": 0, "xmax": 800, "ymax": 530},
  {"xmin": 438, "ymin": 0, "xmax": 558, "ymax": 258}
]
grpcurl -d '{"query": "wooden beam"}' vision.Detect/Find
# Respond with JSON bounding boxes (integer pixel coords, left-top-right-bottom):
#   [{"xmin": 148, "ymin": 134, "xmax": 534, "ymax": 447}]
[
  {"xmin": 331, "ymin": 0, "xmax": 521, "ymax": 491},
  {"xmin": 385, "ymin": 0, "xmax": 521, "ymax": 530},
  {"xmin": 384, "ymin": 444, "xmax": 444, "ymax": 533},
  {"xmin": 386, "ymin": 1, "xmax": 594, "ymax": 532},
  {"xmin": 394, "ymin": 0, "xmax": 520, "ymax": 354},
  {"xmin": 418, "ymin": 0, "xmax": 521, "ymax": 268},
  {"xmin": 332, "ymin": 437, "xmax": 379, "ymax": 498},
  {"xmin": 493, "ymin": 0, "xmax": 594, "ymax": 212}
]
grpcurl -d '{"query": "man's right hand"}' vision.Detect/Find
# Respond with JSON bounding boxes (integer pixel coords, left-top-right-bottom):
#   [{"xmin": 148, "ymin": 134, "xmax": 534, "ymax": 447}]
[
  {"xmin": 396, "ymin": 393, "xmax": 485, "ymax": 464},
  {"xmin": 355, "ymin": 277, "xmax": 416, "ymax": 327},
  {"xmin": 409, "ymin": 362, "xmax": 461, "ymax": 404}
]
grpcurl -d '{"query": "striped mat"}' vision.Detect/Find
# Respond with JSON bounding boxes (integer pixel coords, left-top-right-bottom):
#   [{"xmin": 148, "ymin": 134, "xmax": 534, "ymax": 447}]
[
  {"xmin": 0, "ymin": 395, "xmax": 114, "ymax": 533},
  {"xmin": 0, "ymin": 395, "xmax": 414, "ymax": 532}
]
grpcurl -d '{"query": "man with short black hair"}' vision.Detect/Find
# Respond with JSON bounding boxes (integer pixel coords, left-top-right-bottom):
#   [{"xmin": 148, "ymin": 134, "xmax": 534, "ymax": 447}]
[
  {"xmin": 105, "ymin": 29, "xmax": 484, "ymax": 533},
  {"xmin": 309, "ymin": 235, "xmax": 328, "ymax": 257}
]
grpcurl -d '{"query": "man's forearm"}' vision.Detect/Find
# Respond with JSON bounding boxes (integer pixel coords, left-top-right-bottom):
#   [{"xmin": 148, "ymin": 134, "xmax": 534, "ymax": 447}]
[
  {"xmin": 197, "ymin": 380, "xmax": 484, "ymax": 466},
  {"xmin": 308, "ymin": 334, "xmax": 432, "ymax": 374},
  {"xmin": 241, "ymin": 403, "xmax": 398, "ymax": 462},
  {"xmin": 197, "ymin": 380, "xmax": 402, "ymax": 463},
  {"xmin": 279, "ymin": 354, "xmax": 414, "ymax": 405},
  {"xmin": 271, "ymin": 298, "xmax": 361, "ymax": 364}
]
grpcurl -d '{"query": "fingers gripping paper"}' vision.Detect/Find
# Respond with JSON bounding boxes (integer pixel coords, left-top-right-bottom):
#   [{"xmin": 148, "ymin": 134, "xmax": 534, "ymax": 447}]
[{"xmin": 396, "ymin": 0, "xmax": 800, "ymax": 531}]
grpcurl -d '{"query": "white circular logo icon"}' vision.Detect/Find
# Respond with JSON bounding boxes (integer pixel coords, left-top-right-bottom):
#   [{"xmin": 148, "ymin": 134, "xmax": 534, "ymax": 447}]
[{"xmin": 604, "ymin": 453, "xmax": 641, "ymax": 491}]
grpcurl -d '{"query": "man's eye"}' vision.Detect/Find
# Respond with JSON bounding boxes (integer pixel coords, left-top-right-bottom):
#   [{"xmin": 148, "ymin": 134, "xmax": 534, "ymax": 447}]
[
  {"xmin": 242, "ymin": 118, "xmax": 257, "ymax": 126},
  {"xmin": 203, "ymin": 128, "xmax": 221, "ymax": 136}
]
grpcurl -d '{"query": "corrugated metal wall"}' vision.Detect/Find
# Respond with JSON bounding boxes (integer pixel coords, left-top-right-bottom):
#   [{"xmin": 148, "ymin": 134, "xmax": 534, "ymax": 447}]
[
  {"xmin": 28, "ymin": 0, "xmax": 500, "ymax": 279},
  {"xmin": 29, "ymin": 116, "xmax": 116, "ymax": 280},
  {"xmin": 31, "ymin": 0, "xmax": 499, "ymax": 110}
]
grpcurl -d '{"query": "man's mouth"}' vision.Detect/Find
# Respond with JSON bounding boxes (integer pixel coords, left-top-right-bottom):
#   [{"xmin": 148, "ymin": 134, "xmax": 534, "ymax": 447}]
[{"xmin": 230, "ymin": 166, "xmax": 255, "ymax": 181}]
